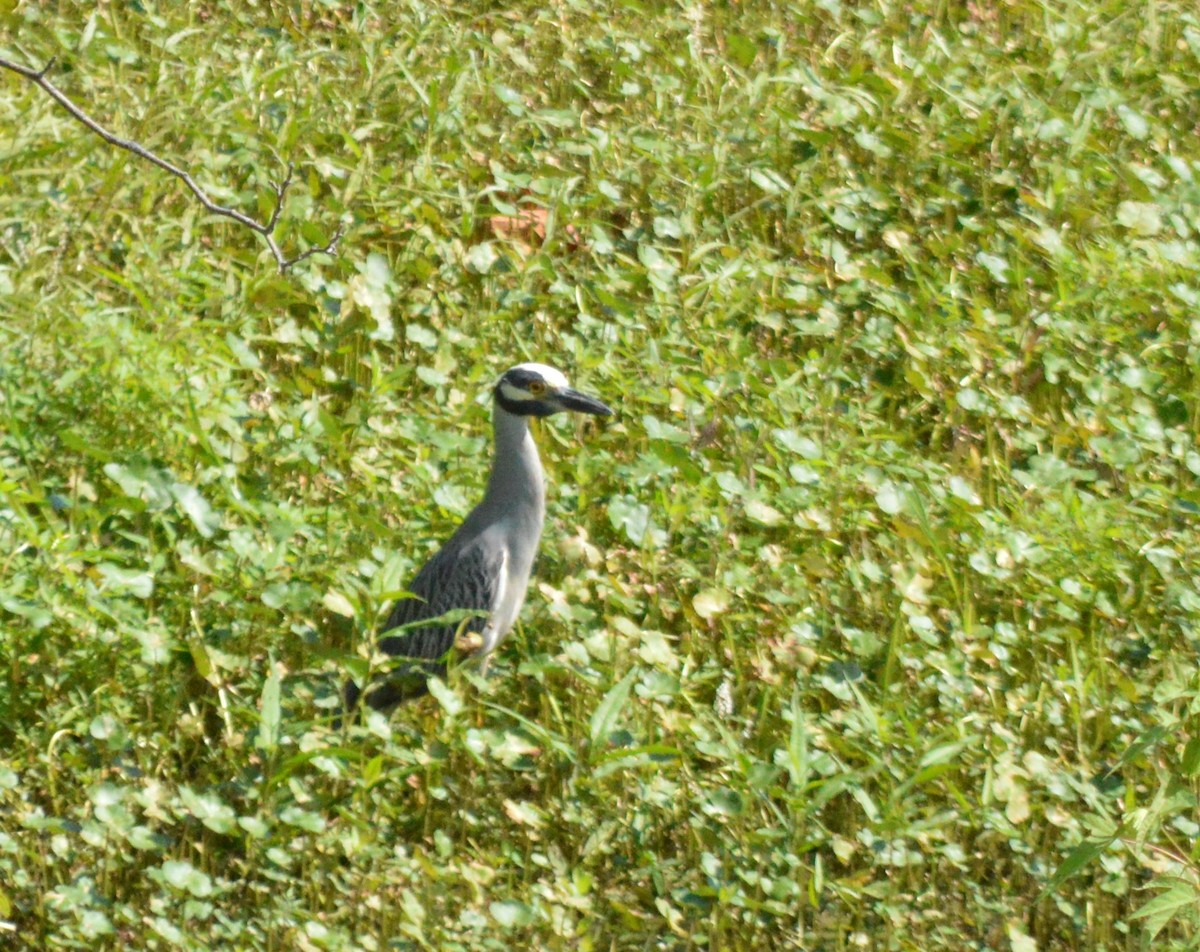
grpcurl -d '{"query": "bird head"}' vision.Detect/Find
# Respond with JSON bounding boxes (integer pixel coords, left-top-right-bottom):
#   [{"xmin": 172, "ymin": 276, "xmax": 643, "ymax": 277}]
[{"xmin": 494, "ymin": 363, "xmax": 612, "ymax": 418}]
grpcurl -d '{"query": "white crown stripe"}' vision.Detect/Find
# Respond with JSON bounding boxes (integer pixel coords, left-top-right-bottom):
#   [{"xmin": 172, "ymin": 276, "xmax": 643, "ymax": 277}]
[{"xmin": 509, "ymin": 362, "xmax": 569, "ymax": 390}]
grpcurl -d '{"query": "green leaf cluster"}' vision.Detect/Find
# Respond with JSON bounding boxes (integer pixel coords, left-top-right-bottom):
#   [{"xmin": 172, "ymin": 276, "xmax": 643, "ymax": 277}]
[{"xmin": 4, "ymin": 0, "xmax": 1200, "ymax": 948}]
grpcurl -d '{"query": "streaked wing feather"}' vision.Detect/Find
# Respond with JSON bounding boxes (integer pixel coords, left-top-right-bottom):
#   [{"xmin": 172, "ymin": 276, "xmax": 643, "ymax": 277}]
[
  {"xmin": 379, "ymin": 541, "xmax": 503, "ymax": 661},
  {"xmin": 353, "ymin": 538, "xmax": 505, "ymax": 712}
]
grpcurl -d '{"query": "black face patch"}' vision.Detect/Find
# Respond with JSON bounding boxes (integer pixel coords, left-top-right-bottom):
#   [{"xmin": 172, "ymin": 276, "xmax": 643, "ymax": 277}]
[{"xmin": 493, "ymin": 368, "xmax": 556, "ymax": 416}]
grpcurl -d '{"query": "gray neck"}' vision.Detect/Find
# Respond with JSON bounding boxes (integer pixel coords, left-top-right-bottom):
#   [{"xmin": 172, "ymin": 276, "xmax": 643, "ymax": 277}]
[{"xmin": 483, "ymin": 403, "xmax": 545, "ymax": 520}]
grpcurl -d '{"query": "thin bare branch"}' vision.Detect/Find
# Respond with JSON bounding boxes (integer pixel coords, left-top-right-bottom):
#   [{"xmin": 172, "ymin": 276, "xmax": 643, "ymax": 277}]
[
  {"xmin": 0, "ymin": 54, "xmax": 342, "ymax": 272},
  {"xmin": 265, "ymin": 164, "xmax": 295, "ymax": 235}
]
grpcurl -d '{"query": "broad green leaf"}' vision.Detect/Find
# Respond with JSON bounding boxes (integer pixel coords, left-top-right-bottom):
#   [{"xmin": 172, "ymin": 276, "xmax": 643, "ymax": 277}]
[
  {"xmin": 171, "ymin": 481, "xmax": 220, "ymax": 538},
  {"xmin": 159, "ymin": 860, "xmax": 213, "ymax": 898},
  {"xmin": 607, "ymin": 495, "xmax": 665, "ymax": 547},
  {"xmin": 322, "ymin": 589, "xmax": 357, "ymax": 618},
  {"xmin": 427, "ymin": 676, "xmax": 462, "ymax": 717},
  {"xmin": 1116, "ymin": 201, "xmax": 1162, "ymax": 236},
  {"xmin": 1116, "ymin": 104, "xmax": 1149, "ymax": 140},
  {"xmin": 280, "ymin": 806, "xmax": 326, "ymax": 833},
  {"xmin": 590, "ymin": 669, "xmax": 637, "ymax": 747},
  {"xmin": 1042, "ymin": 837, "xmax": 1115, "ymax": 896},
  {"xmin": 490, "ymin": 900, "xmax": 533, "ymax": 928},
  {"xmin": 692, "ymin": 589, "xmax": 729, "ymax": 619},
  {"xmin": 745, "ymin": 498, "xmax": 783, "ymax": 526},
  {"xmin": 465, "ymin": 241, "xmax": 498, "ymax": 273},
  {"xmin": 96, "ymin": 563, "xmax": 154, "ymax": 598},
  {"xmin": 1130, "ymin": 879, "xmax": 1198, "ymax": 941},
  {"xmin": 975, "ymin": 252, "xmax": 1009, "ymax": 284},
  {"xmin": 178, "ymin": 786, "xmax": 236, "ymax": 834},
  {"xmin": 1181, "ymin": 737, "xmax": 1200, "ymax": 776},
  {"xmin": 874, "ymin": 482, "xmax": 904, "ymax": 515}
]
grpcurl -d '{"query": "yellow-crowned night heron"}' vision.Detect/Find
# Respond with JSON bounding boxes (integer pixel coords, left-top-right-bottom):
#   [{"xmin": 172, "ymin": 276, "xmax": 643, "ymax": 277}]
[{"xmin": 345, "ymin": 362, "xmax": 612, "ymax": 712}]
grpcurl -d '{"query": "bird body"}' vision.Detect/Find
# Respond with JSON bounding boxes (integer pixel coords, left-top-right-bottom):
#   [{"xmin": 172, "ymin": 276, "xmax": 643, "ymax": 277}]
[{"xmin": 347, "ymin": 362, "xmax": 610, "ymax": 712}]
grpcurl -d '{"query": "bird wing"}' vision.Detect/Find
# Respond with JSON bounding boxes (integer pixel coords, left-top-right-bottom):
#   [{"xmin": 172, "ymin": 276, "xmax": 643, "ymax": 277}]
[
  {"xmin": 379, "ymin": 537, "xmax": 506, "ymax": 662},
  {"xmin": 351, "ymin": 539, "xmax": 505, "ymax": 711}
]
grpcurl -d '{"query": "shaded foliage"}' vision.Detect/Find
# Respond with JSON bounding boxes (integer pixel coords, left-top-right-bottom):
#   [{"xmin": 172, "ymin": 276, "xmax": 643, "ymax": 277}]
[{"xmin": 3, "ymin": 1, "xmax": 1200, "ymax": 949}]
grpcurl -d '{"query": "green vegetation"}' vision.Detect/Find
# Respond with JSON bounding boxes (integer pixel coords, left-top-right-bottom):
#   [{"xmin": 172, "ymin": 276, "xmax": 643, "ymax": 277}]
[{"xmin": 3, "ymin": 1, "xmax": 1200, "ymax": 948}]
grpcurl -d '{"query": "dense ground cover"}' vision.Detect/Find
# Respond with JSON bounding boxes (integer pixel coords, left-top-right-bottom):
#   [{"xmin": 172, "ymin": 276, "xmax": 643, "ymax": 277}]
[{"xmin": 3, "ymin": 1, "xmax": 1200, "ymax": 948}]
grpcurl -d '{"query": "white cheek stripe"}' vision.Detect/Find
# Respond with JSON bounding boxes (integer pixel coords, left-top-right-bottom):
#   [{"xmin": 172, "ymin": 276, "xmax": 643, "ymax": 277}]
[{"xmin": 500, "ymin": 381, "xmax": 539, "ymax": 402}]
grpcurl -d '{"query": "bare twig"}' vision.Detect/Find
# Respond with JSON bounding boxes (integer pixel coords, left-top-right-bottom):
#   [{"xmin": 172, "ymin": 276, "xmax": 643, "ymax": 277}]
[{"xmin": 0, "ymin": 55, "xmax": 343, "ymax": 272}]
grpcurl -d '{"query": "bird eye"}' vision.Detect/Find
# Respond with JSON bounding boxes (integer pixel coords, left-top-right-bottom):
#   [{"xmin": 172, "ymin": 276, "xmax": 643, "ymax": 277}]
[{"xmin": 528, "ymin": 380, "xmax": 546, "ymax": 395}]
